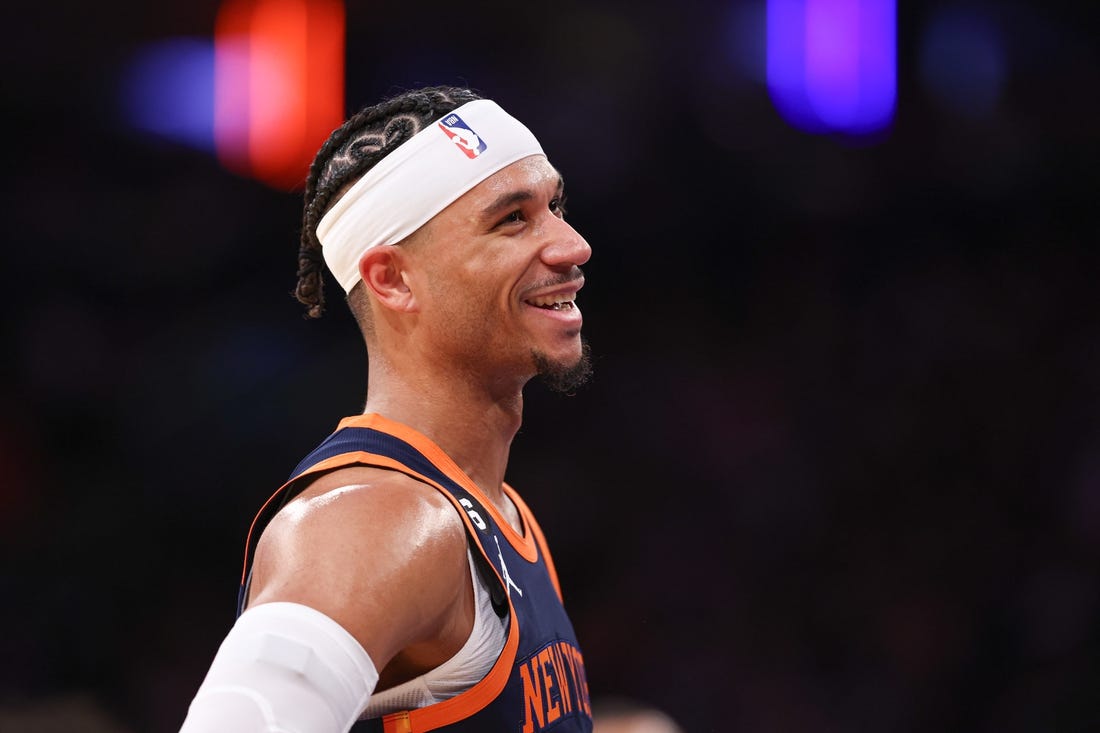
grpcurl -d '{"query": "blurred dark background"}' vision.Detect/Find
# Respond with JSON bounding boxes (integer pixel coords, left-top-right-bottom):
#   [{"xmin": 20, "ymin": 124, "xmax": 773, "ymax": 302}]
[{"xmin": 3, "ymin": 0, "xmax": 1099, "ymax": 731}]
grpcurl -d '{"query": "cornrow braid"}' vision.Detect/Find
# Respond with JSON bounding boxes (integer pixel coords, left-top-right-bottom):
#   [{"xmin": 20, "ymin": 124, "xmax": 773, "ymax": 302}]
[{"xmin": 295, "ymin": 85, "xmax": 484, "ymax": 318}]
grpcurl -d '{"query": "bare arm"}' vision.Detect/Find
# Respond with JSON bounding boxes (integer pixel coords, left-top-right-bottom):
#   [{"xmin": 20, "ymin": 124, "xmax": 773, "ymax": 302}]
[
  {"xmin": 180, "ymin": 467, "xmax": 473, "ymax": 732},
  {"xmin": 247, "ymin": 465, "xmax": 475, "ymax": 677}
]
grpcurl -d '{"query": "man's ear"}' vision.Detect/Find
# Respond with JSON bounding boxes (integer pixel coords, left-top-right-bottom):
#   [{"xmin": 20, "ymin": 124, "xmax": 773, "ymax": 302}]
[{"xmin": 358, "ymin": 247, "xmax": 418, "ymax": 313}]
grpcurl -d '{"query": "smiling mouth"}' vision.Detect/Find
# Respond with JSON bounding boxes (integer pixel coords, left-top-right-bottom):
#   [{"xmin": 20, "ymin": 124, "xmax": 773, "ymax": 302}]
[{"xmin": 526, "ymin": 294, "xmax": 577, "ymax": 311}]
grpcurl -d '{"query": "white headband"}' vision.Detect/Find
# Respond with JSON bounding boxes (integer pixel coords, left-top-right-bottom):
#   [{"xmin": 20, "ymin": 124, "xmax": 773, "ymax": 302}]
[{"xmin": 315, "ymin": 99, "xmax": 545, "ymax": 293}]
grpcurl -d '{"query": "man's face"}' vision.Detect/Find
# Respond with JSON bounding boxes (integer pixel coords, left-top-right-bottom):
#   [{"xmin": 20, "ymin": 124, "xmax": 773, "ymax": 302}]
[{"xmin": 405, "ymin": 154, "xmax": 592, "ymax": 389}]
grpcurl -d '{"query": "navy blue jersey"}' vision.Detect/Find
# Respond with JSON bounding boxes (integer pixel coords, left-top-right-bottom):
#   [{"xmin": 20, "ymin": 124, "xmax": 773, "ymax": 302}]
[{"xmin": 239, "ymin": 413, "xmax": 592, "ymax": 733}]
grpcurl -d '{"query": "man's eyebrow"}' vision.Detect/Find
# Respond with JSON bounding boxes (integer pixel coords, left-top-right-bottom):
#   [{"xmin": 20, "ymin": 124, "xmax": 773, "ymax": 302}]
[
  {"xmin": 480, "ymin": 190, "xmax": 535, "ymax": 221},
  {"xmin": 479, "ymin": 176, "xmax": 566, "ymax": 222}
]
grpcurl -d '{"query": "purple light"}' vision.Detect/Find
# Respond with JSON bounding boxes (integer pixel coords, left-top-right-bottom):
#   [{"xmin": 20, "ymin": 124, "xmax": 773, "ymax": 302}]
[
  {"xmin": 767, "ymin": 0, "xmax": 896, "ymax": 136},
  {"xmin": 119, "ymin": 38, "xmax": 216, "ymax": 152},
  {"xmin": 805, "ymin": 0, "xmax": 861, "ymax": 126}
]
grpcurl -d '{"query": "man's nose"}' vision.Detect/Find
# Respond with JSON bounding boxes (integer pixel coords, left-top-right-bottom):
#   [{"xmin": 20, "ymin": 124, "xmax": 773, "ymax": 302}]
[{"xmin": 541, "ymin": 218, "xmax": 592, "ymax": 268}]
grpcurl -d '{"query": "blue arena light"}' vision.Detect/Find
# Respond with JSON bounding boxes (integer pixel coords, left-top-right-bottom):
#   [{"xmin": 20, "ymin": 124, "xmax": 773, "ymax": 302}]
[
  {"xmin": 119, "ymin": 38, "xmax": 216, "ymax": 152},
  {"xmin": 766, "ymin": 0, "xmax": 896, "ymax": 136}
]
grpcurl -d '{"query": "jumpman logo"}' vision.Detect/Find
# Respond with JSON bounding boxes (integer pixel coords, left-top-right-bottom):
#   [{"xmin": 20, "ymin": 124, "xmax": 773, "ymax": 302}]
[{"xmin": 494, "ymin": 535, "xmax": 523, "ymax": 598}]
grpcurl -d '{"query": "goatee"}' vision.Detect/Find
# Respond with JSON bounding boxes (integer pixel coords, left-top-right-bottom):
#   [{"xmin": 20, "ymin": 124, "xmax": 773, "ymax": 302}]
[{"xmin": 533, "ymin": 340, "xmax": 593, "ymax": 395}]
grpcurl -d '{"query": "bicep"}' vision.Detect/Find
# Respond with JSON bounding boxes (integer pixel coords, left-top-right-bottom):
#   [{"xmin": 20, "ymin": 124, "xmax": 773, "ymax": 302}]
[{"xmin": 246, "ymin": 476, "xmax": 470, "ymax": 671}]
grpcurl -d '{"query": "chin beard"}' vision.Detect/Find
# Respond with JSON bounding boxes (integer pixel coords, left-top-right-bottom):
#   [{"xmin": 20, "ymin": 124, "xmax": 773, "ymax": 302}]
[{"xmin": 533, "ymin": 339, "xmax": 593, "ymax": 395}]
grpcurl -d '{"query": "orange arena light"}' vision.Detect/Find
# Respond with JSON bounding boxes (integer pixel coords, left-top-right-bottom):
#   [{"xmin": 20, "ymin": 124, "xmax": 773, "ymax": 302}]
[{"xmin": 214, "ymin": 0, "xmax": 345, "ymax": 190}]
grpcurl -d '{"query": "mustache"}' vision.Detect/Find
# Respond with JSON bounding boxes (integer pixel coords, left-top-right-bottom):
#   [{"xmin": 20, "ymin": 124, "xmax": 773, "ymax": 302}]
[{"xmin": 525, "ymin": 266, "xmax": 585, "ymax": 293}]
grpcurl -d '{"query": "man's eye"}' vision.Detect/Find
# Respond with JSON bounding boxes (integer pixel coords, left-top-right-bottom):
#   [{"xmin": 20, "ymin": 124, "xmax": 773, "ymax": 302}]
[
  {"xmin": 499, "ymin": 210, "xmax": 523, "ymax": 226},
  {"xmin": 550, "ymin": 196, "xmax": 568, "ymax": 217}
]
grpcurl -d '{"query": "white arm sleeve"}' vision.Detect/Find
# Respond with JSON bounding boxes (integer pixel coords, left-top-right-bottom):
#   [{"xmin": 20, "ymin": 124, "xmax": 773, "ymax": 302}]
[{"xmin": 180, "ymin": 602, "xmax": 379, "ymax": 733}]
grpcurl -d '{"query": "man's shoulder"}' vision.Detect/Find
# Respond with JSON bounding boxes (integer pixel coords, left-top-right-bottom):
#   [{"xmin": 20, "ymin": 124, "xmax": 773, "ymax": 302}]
[
  {"xmin": 295, "ymin": 463, "xmax": 442, "ymax": 501},
  {"xmin": 271, "ymin": 464, "xmax": 465, "ymax": 542},
  {"xmin": 249, "ymin": 463, "xmax": 470, "ymax": 607},
  {"xmin": 247, "ymin": 467, "xmax": 474, "ymax": 667}
]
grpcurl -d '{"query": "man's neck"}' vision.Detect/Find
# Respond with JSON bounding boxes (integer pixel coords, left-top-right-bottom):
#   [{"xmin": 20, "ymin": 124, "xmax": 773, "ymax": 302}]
[{"xmin": 362, "ymin": 364, "xmax": 526, "ymax": 507}]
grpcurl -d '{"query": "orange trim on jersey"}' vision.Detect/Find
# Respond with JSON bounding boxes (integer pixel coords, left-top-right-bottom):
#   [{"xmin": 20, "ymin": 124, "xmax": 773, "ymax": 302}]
[
  {"xmin": 241, "ymin": 483, "xmax": 288, "ymax": 586},
  {"xmin": 382, "ymin": 607, "xmax": 520, "ymax": 732},
  {"xmin": 383, "ymin": 712, "xmax": 412, "ymax": 733},
  {"xmin": 337, "ymin": 413, "xmax": 539, "ymax": 561},
  {"xmin": 507, "ymin": 487, "xmax": 563, "ymax": 601},
  {"xmin": 240, "ymin": 413, "xmax": 550, "ymax": 584}
]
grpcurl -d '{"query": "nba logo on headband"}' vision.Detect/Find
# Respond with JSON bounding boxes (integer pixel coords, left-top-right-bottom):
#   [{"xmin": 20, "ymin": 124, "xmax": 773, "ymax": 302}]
[
  {"xmin": 438, "ymin": 113, "xmax": 488, "ymax": 159},
  {"xmin": 318, "ymin": 99, "xmax": 545, "ymax": 294}
]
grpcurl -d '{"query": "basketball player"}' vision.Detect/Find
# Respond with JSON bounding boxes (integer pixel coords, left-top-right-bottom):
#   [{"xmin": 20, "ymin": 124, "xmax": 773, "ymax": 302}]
[{"xmin": 179, "ymin": 86, "xmax": 594, "ymax": 732}]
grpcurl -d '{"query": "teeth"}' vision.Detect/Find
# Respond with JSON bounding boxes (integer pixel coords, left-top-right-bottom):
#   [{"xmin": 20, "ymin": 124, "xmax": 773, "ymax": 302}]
[{"xmin": 528, "ymin": 293, "xmax": 576, "ymax": 309}]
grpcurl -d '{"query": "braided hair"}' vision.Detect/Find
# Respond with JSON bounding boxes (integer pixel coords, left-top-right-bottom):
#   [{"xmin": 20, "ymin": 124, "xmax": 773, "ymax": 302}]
[{"xmin": 296, "ymin": 85, "xmax": 484, "ymax": 318}]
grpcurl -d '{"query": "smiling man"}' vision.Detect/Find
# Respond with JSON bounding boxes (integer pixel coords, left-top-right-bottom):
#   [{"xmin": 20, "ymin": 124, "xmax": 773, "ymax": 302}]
[{"xmin": 180, "ymin": 86, "xmax": 594, "ymax": 732}]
